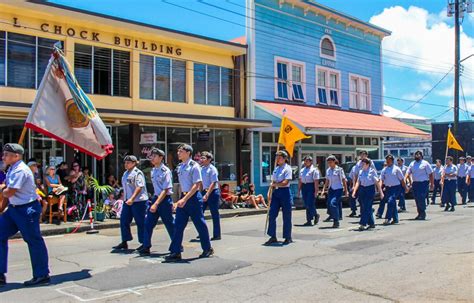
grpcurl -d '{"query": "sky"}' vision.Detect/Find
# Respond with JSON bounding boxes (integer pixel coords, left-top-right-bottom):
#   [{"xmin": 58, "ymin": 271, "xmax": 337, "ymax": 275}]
[{"xmin": 49, "ymin": 0, "xmax": 474, "ymax": 122}]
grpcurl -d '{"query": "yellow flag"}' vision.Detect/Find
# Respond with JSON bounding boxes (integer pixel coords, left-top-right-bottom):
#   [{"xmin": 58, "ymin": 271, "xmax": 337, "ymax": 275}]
[
  {"xmin": 278, "ymin": 116, "xmax": 310, "ymax": 157},
  {"xmin": 447, "ymin": 128, "xmax": 463, "ymax": 151}
]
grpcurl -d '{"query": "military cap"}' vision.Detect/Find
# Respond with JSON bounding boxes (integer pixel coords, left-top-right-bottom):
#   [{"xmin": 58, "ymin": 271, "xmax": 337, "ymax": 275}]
[
  {"xmin": 150, "ymin": 148, "xmax": 165, "ymax": 157},
  {"xmin": 303, "ymin": 155, "xmax": 313, "ymax": 161},
  {"xmin": 414, "ymin": 150, "xmax": 423, "ymax": 156},
  {"xmin": 326, "ymin": 155, "xmax": 337, "ymax": 161},
  {"xmin": 385, "ymin": 154, "xmax": 394, "ymax": 160},
  {"xmin": 123, "ymin": 155, "xmax": 138, "ymax": 163},
  {"xmin": 459, "ymin": 157, "xmax": 465, "ymax": 161},
  {"xmin": 275, "ymin": 150, "xmax": 289, "ymax": 158},
  {"xmin": 3, "ymin": 143, "xmax": 24, "ymax": 155},
  {"xmin": 177, "ymin": 144, "xmax": 193, "ymax": 153},
  {"xmin": 201, "ymin": 151, "xmax": 214, "ymax": 160}
]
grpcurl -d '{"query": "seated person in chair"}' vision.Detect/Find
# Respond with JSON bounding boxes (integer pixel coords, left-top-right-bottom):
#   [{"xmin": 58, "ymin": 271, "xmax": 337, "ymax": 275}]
[
  {"xmin": 220, "ymin": 184, "xmax": 239, "ymax": 208},
  {"xmin": 44, "ymin": 166, "xmax": 67, "ymax": 216}
]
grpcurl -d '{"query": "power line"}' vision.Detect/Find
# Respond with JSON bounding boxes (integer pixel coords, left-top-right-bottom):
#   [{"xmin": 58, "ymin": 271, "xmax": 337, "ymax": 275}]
[{"xmin": 460, "ymin": 78, "xmax": 472, "ymax": 119}]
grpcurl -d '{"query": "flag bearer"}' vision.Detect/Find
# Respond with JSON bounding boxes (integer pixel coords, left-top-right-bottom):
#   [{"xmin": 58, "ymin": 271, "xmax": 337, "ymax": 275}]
[
  {"xmin": 396, "ymin": 158, "xmax": 408, "ymax": 212},
  {"xmin": 380, "ymin": 155, "xmax": 407, "ymax": 225},
  {"xmin": 166, "ymin": 144, "xmax": 213, "ymax": 261},
  {"xmin": 139, "ymin": 148, "xmax": 175, "ymax": 256},
  {"xmin": 113, "ymin": 155, "xmax": 148, "ymax": 251},
  {"xmin": 321, "ymin": 155, "xmax": 348, "ymax": 229},
  {"xmin": 442, "ymin": 156, "xmax": 457, "ymax": 212},
  {"xmin": 264, "ymin": 150, "xmax": 293, "ymax": 245},
  {"xmin": 0, "ymin": 144, "xmax": 50, "ymax": 287},
  {"xmin": 352, "ymin": 158, "xmax": 383, "ymax": 231},
  {"xmin": 298, "ymin": 155, "xmax": 320, "ymax": 226},
  {"xmin": 200, "ymin": 151, "xmax": 221, "ymax": 241},
  {"xmin": 457, "ymin": 157, "xmax": 468, "ymax": 205},
  {"xmin": 405, "ymin": 151, "xmax": 434, "ymax": 220},
  {"xmin": 432, "ymin": 159, "xmax": 444, "ymax": 206}
]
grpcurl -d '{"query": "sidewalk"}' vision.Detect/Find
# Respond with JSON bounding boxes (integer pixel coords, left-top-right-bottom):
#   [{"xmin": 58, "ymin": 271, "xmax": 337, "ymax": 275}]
[{"xmin": 11, "ymin": 207, "xmax": 268, "ymax": 239}]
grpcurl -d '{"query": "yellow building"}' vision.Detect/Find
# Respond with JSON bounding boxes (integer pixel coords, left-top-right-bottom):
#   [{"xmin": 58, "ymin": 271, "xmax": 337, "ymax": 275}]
[{"xmin": 0, "ymin": 0, "xmax": 270, "ymax": 185}]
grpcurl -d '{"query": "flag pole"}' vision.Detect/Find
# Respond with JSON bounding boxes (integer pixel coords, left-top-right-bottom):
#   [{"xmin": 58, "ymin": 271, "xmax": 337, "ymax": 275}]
[
  {"xmin": 18, "ymin": 127, "xmax": 27, "ymax": 145},
  {"xmin": 440, "ymin": 126, "xmax": 451, "ymax": 205}
]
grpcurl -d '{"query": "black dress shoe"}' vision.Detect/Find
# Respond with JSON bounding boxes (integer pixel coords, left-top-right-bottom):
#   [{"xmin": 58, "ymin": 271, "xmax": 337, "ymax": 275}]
[
  {"xmin": 263, "ymin": 237, "xmax": 278, "ymax": 246},
  {"xmin": 139, "ymin": 247, "xmax": 150, "ymax": 256},
  {"xmin": 391, "ymin": 220, "xmax": 399, "ymax": 225},
  {"xmin": 24, "ymin": 275, "xmax": 50, "ymax": 287},
  {"xmin": 165, "ymin": 253, "xmax": 182, "ymax": 261},
  {"xmin": 358, "ymin": 225, "xmax": 366, "ymax": 231},
  {"xmin": 199, "ymin": 248, "xmax": 214, "ymax": 258},
  {"xmin": 323, "ymin": 216, "xmax": 332, "ymax": 222},
  {"xmin": 449, "ymin": 207, "xmax": 455, "ymax": 212},
  {"xmin": 283, "ymin": 238, "xmax": 293, "ymax": 245},
  {"xmin": 417, "ymin": 216, "xmax": 426, "ymax": 220},
  {"xmin": 135, "ymin": 244, "xmax": 144, "ymax": 252},
  {"xmin": 375, "ymin": 214, "xmax": 382, "ymax": 219},
  {"xmin": 414, "ymin": 215, "xmax": 420, "ymax": 220},
  {"xmin": 113, "ymin": 241, "xmax": 128, "ymax": 250},
  {"xmin": 303, "ymin": 221, "xmax": 313, "ymax": 226},
  {"xmin": 314, "ymin": 214, "xmax": 320, "ymax": 225},
  {"xmin": 444, "ymin": 207, "xmax": 450, "ymax": 211},
  {"xmin": 332, "ymin": 221, "xmax": 340, "ymax": 228},
  {"xmin": 368, "ymin": 224, "xmax": 376, "ymax": 229},
  {"xmin": 0, "ymin": 274, "xmax": 5, "ymax": 286},
  {"xmin": 383, "ymin": 220, "xmax": 390, "ymax": 226},
  {"xmin": 211, "ymin": 236, "xmax": 221, "ymax": 241},
  {"xmin": 348, "ymin": 212, "xmax": 357, "ymax": 218}
]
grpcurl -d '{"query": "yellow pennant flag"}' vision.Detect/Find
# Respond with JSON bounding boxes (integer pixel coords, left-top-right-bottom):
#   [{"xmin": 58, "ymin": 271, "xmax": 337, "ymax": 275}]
[
  {"xmin": 447, "ymin": 128, "xmax": 463, "ymax": 151},
  {"xmin": 278, "ymin": 116, "xmax": 310, "ymax": 157}
]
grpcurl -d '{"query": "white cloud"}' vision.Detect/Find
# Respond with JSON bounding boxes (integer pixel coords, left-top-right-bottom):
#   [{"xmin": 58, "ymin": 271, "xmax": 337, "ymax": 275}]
[
  {"xmin": 437, "ymin": 83, "xmax": 474, "ymax": 97},
  {"xmin": 370, "ymin": 6, "xmax": 474, "ymax": 75}
]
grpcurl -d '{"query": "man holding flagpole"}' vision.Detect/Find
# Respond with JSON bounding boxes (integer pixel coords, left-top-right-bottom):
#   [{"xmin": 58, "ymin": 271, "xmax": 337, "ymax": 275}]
[{"xmin": 264, "ymin": 115, "xmax": 310, "ymax": 246}]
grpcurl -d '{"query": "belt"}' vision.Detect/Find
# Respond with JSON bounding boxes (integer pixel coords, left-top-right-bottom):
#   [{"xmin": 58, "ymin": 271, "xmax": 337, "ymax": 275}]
[
  {"xmin": 10, "ymin": 200, "xmax": 38, "ymax": 208},
  {"xmin": 385, "ymin": 184, "xmax": 401, "ymax": 188}
]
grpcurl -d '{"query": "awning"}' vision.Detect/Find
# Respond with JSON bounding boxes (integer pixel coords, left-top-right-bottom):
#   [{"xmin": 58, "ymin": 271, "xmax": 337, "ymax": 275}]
[{"xmin": 255, "ymin": 101, "xmax": 429, "ymax": 138}]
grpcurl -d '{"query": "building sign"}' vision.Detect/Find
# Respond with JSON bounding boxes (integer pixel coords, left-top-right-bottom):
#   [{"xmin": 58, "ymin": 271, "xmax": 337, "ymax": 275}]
[
  {"xmin": 321, "ymin": 58, "xmax": 336, "ymax": 68},
  {"xmin": 12, "ymin": 17, "xmax": 183, "ymax": 56},
  {"xmin": 140, "ymin": 133, "xmax": 157, "ymax": 144}
]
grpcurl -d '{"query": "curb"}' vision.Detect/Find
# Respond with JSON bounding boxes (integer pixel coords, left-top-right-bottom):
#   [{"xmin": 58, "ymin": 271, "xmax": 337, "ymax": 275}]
[{"xmin": 11, "ymin": 208, "xmax": 269, "ymax": 239}]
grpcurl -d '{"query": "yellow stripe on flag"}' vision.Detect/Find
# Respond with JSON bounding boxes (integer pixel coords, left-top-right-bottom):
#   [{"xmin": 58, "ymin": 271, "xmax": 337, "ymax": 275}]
[
  {"xmin": 447, "ymin": 128, "xmax": 463, "ymax": 151},
  {"xmin": 278, "ymin": 116, "xmax": 310, "ymax": 157}
]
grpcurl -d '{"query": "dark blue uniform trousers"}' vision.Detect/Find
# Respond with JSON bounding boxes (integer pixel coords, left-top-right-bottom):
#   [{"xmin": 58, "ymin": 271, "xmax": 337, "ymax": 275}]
[
  {"xmin": 398, "ymin": 190, "xmax": 406, "ymax": 210},
  {"xmin": 349, "ymin": 187, "xmax": 358, "ymax": 213},
  {"xmin": 358, "ymin": 185, "xmax": 375, "ymax": 227},
  {"xmin": 384, "ymin": 185, "xmax": 401, "ymax": 222},
  {"xmin": 431, "ymin": 179, "xmax": 442, "ymax": 204},
  {"xmin": 457, "ymin": 177, "xmax": 467, "ymax": 204},
  {"xmin": 202, "ymin": 189, "xmax": 221, "ymax": 239},
  {"xmin": 170, "ymin": 192, "xmax": 211, "ymax": 254},
  {"xmin": 442, "ymin": 180, "xmax": 457, "ymax": 208},
  {"xmin": 0, "ymin": 201, "xmax": 49, "ymax": 278},
  {"xmin": 302, "ymin": 183, "xmax": 317, "ymax": 222},
  {"xmin": 469, "ymin": 180, "xmax": 474, "ymax": 202},
  {"xmin": 327, "ymin": 188, "xmax": 343, "ymax": 223},
  {"xmin": 143, "ymin": 196, "xmax": 175, "ymax": 249},
  {"xmin": 120, "ymin": 200, "xmax": 147, "ymax": 243},
  {"xmin": 267, "ymin": 187, "xmax": 292, "ymax": 239},
  {"xmin": 412, "ymin": 181, "xmax": 429, "ymax": 218},
  {"xmin": 376, "ymin": 195, "xmax": 387, "ymax": 217}
]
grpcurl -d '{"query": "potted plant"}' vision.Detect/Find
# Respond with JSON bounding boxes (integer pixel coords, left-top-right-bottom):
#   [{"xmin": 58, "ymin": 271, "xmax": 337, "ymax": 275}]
[{"xmin": 87, "ymin": 176, "xmax": 114, "ymax": 222}]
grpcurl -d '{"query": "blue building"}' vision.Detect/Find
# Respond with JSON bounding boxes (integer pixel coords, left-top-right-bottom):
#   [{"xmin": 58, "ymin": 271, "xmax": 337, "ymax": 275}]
[{"xmin": 245, "ymin": 0, "xmax": 427, "ymax": 193}]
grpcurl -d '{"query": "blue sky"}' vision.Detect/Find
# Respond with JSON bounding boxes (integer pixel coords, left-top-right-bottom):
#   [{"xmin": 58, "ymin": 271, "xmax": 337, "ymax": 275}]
[{"xmin": 50, "ymin": 0, "xmax": 474, "ymax": 122}]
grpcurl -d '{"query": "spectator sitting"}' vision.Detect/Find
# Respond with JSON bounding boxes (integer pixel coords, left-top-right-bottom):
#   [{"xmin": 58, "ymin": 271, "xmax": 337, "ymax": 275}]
[
  {"xmin": 239, "ymin": 173, "xmax": 250, "ymax": 196},
  {"xmin": 241, "ymin": 184, "xmax": 268, "ymax": 209},
  {"xmin": 220, "ymin": 184, "xmax": 239, "ymax": 209},
  {"xmin": 111, "ymin": 190, "xmax": 124, "ymax": 218},
  {"xmin": 44, "ymin": 165, "xmax": 67, "ymax": 218},
  {"xmin": 107, "ymin": 174, "xmax": 120, "ymax": 189},
  {"xmin": 103, "ymin": 192, "xmax": 116, "ymax": 217}
]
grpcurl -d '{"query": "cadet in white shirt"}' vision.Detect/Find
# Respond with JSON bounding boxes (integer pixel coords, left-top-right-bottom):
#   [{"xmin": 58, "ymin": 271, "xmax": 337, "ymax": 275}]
[{"xmin": 298, "ymin": 155, "xmax": 320, "ymax": 226}]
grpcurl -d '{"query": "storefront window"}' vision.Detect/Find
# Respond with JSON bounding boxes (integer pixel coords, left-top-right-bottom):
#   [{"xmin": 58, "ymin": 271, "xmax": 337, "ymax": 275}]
[
  {"xmin": 0, "ymin": 31, "xmax": 5, "ymax": 86},
  {"xmin": 316, "ymin": 135, "xmax": 329, "ymax": 144},
  {"xmin": 191, "ymin": 129, "xmax": 214, "ymax": 159},
  {"xmin": 261, "ymin": 145, "xmax": 299, "ymax": 183},
  {"xmin": 30, "ymin": 131, "xmax": 65, "ymax": 169},
  {"xmin": 332, "ymin": 136, "xmax": 342, "ymax": 145},
  {"xmin": 356, "ymin": 137, "xmax": 363, "ymax": 145},
  {"xmin": 167, "ymin": 127, "xmax": 191, "ymax": 182},
  {"xmin": 345, "ymin": 136, "xmax": 354, "ymax": 145},
  {"xmin": 214, "ymin": 130, "xmax": 236, "ymax": 181},
  {"xmin": 7, "ymin": 33, "xmax": 35, "ymax": 89},
  {"xmin": 139, "ymin": 54, "xmax": 153, "ymax": 99}
]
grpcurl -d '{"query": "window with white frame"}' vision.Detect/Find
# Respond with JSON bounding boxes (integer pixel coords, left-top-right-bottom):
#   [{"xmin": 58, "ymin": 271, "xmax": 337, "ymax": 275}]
[
  {"xmin": 320, "ymin": 35, "xmax": 336, "ymax": 60},
  {"xmin": 349, "ymin": 74, "xmax": 371, "ymax": 110},
  {"xmin": 275, "ymin": 57, "xmax": 305, "ymax": 101},
  {"xmin": 316, "ymin": 66, "xmax": 341, "ymax": 106}
]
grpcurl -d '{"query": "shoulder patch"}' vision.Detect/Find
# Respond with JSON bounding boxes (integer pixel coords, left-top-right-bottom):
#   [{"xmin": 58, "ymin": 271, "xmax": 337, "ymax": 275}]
[
  {"xmin": 189, "ymin": 160, "xmax": 196, "ymax": 167},
  {"xmin": 161, "ymin": 167, "xmax": 167, "ymax": 172}
]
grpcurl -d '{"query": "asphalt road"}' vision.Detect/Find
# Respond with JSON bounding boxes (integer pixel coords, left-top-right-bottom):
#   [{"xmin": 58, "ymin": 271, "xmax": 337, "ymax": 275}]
[{"xmin": 1, "ymin": 198, "xmax": 473, "ymax": 302}]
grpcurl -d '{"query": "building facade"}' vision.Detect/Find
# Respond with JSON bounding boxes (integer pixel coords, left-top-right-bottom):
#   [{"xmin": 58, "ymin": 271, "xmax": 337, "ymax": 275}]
[
  {"xmin": 0, "ymin": 0, "xmax": 270, "ymax": 187},
  {"xmin": 246, "ymin": 0, "xmax": 427, "ymax": 193}
]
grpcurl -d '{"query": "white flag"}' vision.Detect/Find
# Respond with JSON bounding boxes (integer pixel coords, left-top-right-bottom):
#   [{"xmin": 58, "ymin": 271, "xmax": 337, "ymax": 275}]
[{"xmin": 25, "ymin": 49, "xmax": 113, "ymax": 160}]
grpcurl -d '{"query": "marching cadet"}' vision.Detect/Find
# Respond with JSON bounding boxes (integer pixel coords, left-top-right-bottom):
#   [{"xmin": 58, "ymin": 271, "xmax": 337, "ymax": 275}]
[
  {"xmin": 396, "ymin": 158, "xmax": 408, "ymax": 212},
  {"xmin": 348, "ymin": 165, "xmax": 358, "ymax": 217},
  {"xmin": 298, "ymin": 155, "xmax": 320, "ymax": 226},
  {"xmin": 457, "ymin": 157, "xmax": 468, "ymax": 205},
  {"xmin": 139, "ymin": 148, "xmax": 175, "ymax": 256},
  {"xmin": 200, "ymin": 151, "xmax": 221, "ymax": 241},
  {"xmin": 113, "ymin": 155, "xmax": 148, "ymax": 251},
  {"xmin": 353, "ymin": 151, "xmax": 375, "ymax": 215},
  {"xmin": 380, "ymin": 155, "xmax": 407, "ymax": 225},
  {"xmin": 405, "ymin": 151, "xmax": 434, "ymax": 220},
  {"xmin": 166, "ymin": 144, "xmax": 213, "ymax": 261},
  {"xmin": 442, "ymin": 156, "xmax": 457, "ymax": 212},
  {"xmin": 321, "ymin": 155, "xmax": 348, "ymax": 228},
  {"xmin": 467, "ymin": 157, "xmax": 474, "ymax": 203},
  {"xmin": 265, "ymin": 150, "xmax": 293, "ymax": 245},
  {"xmin": 352, "ymin": 158, "xmax": 383, "ymax": 231},
  {"xmin": 0, "ymin": 144, "xmax": 50, "ymax": 286},
  {"xmin": 432, "ymin": 160, "xmax": 444, "ymax": 206}
]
